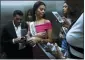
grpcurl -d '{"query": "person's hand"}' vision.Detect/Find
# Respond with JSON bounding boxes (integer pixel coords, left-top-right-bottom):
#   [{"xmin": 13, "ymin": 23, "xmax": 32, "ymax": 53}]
[
  {"xmin": 13, "ymin": 37, "xmax": 26, "ymax": 43},
  {"xmin": 20, "ymin": 36, "xmax": 26, "ymax": 43},
  {"xmin": 50, "ymin": 43, "xmax": 64, "ymax": 59},
  {"xmin": 26, "ymin": 37, "xmax": 38, "ymax": 47},
  {"xmin": 27, "ymin": 37, "xmax": 41, "ymax": 43},
  {"xmin": 13, "ymin": 37, "xmax": 21, "ymax": 43},
  {"xmin": 34, "ymin": 32, "xmax": 47, "ymax": 38},
  {"xmin": 62, "ymin": 17, "xmax": 71, "ymax": 28},
  {"xmin": 59, "ymin": 33, "xmax": 64, "ymax": 38}
]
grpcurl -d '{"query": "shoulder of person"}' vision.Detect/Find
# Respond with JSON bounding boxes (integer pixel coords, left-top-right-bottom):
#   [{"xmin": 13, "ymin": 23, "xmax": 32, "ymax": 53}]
[
  {"xmin": 1, "ymin": 21, "xmax": 12, "ymax": 31},
  {"xmin": 5, "ymin": 21, "xmax": 12, "ymax": 27},
  {"xmin": 44, "ymin": 19, "xmax": 51, "ymax": 23}
]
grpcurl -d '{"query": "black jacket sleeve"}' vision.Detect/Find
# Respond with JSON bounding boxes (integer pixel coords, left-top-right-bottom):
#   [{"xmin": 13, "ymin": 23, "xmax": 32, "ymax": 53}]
[{"xmin": 1, "ymin": 26, "xmax": 18, "ymax": 52}]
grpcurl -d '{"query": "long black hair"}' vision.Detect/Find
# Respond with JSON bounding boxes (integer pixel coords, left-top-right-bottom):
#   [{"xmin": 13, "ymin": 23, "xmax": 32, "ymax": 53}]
[
  {"xmin": 26, "ymin": 8, "xmax": 33, "ymax": 22},
  {"xmin": 32, "ymin": 1, "xmax": 46, "ymax": 21},
  {"xmin": 63, "ymin": 2, "xmax": 71, "ymax": 18}
]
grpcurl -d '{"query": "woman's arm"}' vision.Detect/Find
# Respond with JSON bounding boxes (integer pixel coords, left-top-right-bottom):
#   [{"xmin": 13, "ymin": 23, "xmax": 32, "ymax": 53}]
[
  {"xmin": 43, "ymin": 28, "xmax": 53, "ymax": 43},
  {"xmin": 28, "ymin": 30, "xmax": 52, "ymax": 44}
]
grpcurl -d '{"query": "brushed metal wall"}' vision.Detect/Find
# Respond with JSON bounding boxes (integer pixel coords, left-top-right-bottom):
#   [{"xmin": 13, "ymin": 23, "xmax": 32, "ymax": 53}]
[{"xmin": 1, "ymin": 1, "xmax": 64, "ymax": 27}]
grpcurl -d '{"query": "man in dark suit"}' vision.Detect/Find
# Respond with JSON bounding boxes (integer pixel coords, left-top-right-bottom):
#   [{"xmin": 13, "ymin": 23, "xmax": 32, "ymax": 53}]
[{"xmin": 1, "ymin": 10, "xmax": 33, "ymax": 59}]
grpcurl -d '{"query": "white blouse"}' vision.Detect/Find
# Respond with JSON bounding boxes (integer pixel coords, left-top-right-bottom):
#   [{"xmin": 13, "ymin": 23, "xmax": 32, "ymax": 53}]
[{"xmin": 66, "ymin": 13, "xmax": 84, "ymax": 58}]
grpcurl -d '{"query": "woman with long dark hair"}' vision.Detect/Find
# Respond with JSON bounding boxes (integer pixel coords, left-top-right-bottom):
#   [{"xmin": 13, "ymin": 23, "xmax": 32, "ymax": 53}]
[
  {"xmin": 26, "ymin": 1, "xmax": 53, "ymax": 59},
  {"xmin": 27, "ymin": 1, "xmax": 53, "ymax": 43}
]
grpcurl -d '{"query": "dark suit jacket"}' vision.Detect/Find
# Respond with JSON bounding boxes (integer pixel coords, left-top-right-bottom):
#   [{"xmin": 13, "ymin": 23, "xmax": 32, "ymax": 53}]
[{"xmin": 1, "ymin": 21, "xmax": 33, "ymax": 59}]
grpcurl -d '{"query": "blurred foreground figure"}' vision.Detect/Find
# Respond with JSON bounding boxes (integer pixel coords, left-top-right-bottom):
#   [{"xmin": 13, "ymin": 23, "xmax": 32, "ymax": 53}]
[{"xmin": 65, "ymin": 0, "xmax": 84, "ymax": 59}]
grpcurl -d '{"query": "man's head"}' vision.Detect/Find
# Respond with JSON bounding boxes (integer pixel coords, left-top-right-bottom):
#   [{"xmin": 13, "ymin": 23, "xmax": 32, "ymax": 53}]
[{"xmin": 13, "ymin": 10, "xmax": 23, "ymax": 26}]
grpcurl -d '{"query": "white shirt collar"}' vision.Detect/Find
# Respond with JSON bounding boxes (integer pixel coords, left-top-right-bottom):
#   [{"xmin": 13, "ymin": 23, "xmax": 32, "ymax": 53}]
[
  {"xmin": 12, "ymin": 20, "xmax": 21, "ymax": 37},
  {"xmin": 12, "ymin": 20, "xmax": 21, "ymax": 28}
]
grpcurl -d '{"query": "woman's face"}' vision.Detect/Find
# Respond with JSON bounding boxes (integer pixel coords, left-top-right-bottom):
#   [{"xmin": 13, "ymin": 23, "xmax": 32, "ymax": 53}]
[
  {"xmin": 27, "ymin": 12, "xmax": 33, "ymax": 21},
  {"xmin": 36, "ymin": 5, "xmax": 46, "ymax": 18},
  {"xmin": 63, "ymin": 3, "xmax": 68, "ymax": 14},
  {"xmin": 28, "ymin": 13, "xmax": 32, "ymax": 19}
]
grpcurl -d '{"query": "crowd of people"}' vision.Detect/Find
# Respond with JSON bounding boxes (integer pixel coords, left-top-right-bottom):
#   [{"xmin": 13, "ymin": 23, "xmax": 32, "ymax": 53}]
[{"xmin": 0, "ymin": 0, "xmax": 84, "ymax": 59}]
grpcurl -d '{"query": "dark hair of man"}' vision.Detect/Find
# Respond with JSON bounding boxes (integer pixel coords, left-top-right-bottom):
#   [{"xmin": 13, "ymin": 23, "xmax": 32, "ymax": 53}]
[
  {"xmin": 32, "ymin": 1, "xmax": 46, "ymax": 21},
  {"xmin": 13, "ymin": 10, "xmax": 23, "ymax": 17}
]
